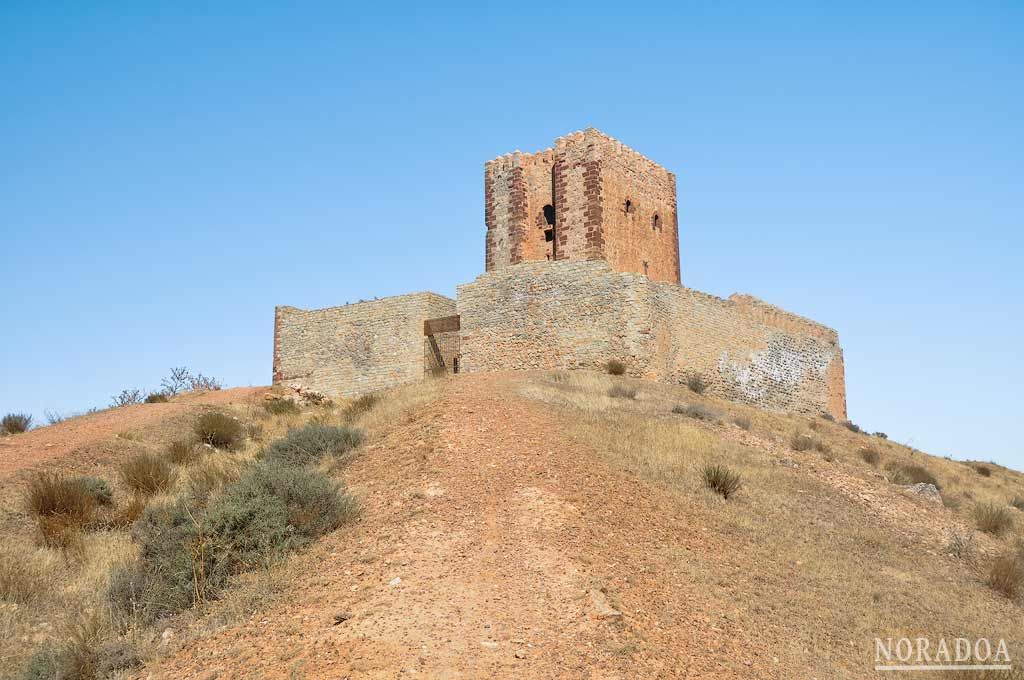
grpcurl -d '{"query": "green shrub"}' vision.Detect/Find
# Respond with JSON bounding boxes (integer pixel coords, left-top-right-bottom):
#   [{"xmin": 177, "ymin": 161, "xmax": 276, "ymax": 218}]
[
  {"xmin": 859, "ymin": 448, "xmax": 881, "ymax": 466},
  {"xmin": 144, "ymin": 392, "xmax": 169, "ymax": 404},
  {"xmin": 75, "ymin": 476, "xmax": 114, "ymax": 507},
  {"xmin": 975, "ymin": 502, "xmax": 1014, "ymax": 536},
  {"xmin": 886, "ymin": 463, "xmax": 940, "ymax": 488},
  {"xmin": 608, "ymin": 385, "xmax": 637, "ymax": 400},
  {"xmin": 686, "ymin": 374, "xmax": 706, "ymax": 394},
  {"xmin": 1011, "ymin": 496, "xmax": 1024, "ymax": 511},
  {"xmin": 2, "ymin": 413, "xmax": 32, "ymax": 435},
  {"xmin": 119, "ymin": 453, "xmax": 177, "ymax": 496},
  {"xmin": 166, "ymin": 440, "xmax": 199, "ymax": 466},
  {"xmin": 185, "ymin": 460, "xmax": 241, "ymax": 505},
  {"xmin": 702, "ymin": 464, "xmax": 742, "ymax": 499},
  {"xmin": 672, "ymin": 403, "xmax": 719, "ymax": 421},
  {"xmin": 344, "ymin": 394, "xmax": 380, "ymax": 420},
  {"xmin": 194, "ymin": 412, "xmax": 244, "ymax": 449},
  {"xmin": 987, "ymin": 551, "xmax": 1023, "ymax": 600},
  {"xmin": 264, "ymin": 398, "xmax": 300, "ymax": 416},
  {"xmin": 262, "ymin": 423, "xmax": 364, "ymax": 467},
  {"xmin": 605, "ymin": 359, "xmax": 626, "ymax": 376}
]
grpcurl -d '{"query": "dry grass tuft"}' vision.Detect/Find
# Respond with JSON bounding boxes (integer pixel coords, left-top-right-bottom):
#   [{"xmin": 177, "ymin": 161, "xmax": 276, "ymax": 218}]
[
  {"xmin": 974, "ymin": 502, "xmax": 1014, "ymax": 536},
  {"xmin": 344, "ymin": 393, "xmax": 381, "ymax": 421},
  {"xmin": 608, "ymin": 385, "xmax": 637, "ymax": 400},
  {"xmin": 686, "ymin": 374, "xmax": 707, "ymax": 394},
  {"xmin": 986, "ymin": 551, "xmax": 1023, "ymax": 601},
  {"xmin": 731, "ymin": 415, "xmax": 752, "ymax": 431},
  {"xmin": 0, "ymin": 541, "xmax": 58, "ymax": 603},
  {"xmin": 944, "ymin": 528, "xmax": 975, "ymax": 561},
  {"xmin": 1011, "ymin": 496, "xmax": 1024, "ymax": 512},
  {"xmin": 194, "ymin": 412, "xmax": 245, "ymax": 449},
  {"xmin": 886, "ymin": 463, "xmax": 940, "ymax": 488},
  {"xmin": 25, "ymin": 473, "xmax": 96, "ymax": 526},
  {"xmin": 605, "ymin": 359, "xmax": 627, "ymax": 376},
  {"xmin": 702, "ymin": 463, "xmax": 742, "ymax": 499},
  {"xmin": 973, "ymin": 464, "xmax": 993, "ymax": 478},
  {"xmin": 672, "ymin": 403, "xmax": 719, "ymax": 422},
  {"xmin": 166, "ymin": 440, "xmax": 200, "ymax": 466},
  {"xmin": 264, "ymin": 397, "xmax": 300, "ymax": 416},
  {"xmin": 791, "ymin": 432, "xmax": 816, "ymax": 452},
  {"xmin": 119, "ymin": 453, "xmax": 177, "ymax": 496},
  {"xmin": 859, "ymin": 448, "xmax": 881, "ymax": 466}
]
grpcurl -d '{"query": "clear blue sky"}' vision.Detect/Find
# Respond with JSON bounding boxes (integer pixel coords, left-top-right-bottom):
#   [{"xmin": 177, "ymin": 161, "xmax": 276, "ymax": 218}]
[{"xmin": 1, "ymin": 3, "xmax": 1021, "ymax": 468}]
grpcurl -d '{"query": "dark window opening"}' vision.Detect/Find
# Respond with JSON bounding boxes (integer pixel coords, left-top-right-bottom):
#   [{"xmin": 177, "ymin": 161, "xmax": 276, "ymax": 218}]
[
  {"xmin": 544, "ymin": 228, "xmax": 554, "ymax": 242},
  {"xmin": 652, "ymin": 213, "xmax": 660, "ymax": 230},
  {"xmin": 624, "ymin": 199, "xmax": 634, "ymax": 214},
  {"xmin": 643, "ymin": 260, "xmax": 649, "ymax": 275},
  {"xmin": 543, "ymin": 204, "xmax": 555, "ymax": 225}
]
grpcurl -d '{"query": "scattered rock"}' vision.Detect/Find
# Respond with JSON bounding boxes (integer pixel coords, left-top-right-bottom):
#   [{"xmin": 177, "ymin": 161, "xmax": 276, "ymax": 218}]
[
  {"xmin": 480, "ymin": 640, "xmax": 499, "ymax": 650},
  {"xmin": 514, "ymin": 649, "xmax": 528, "ymax": 659},
  {"xmin": 904, "ymin": 483, "xmax": 942, "ymax": 502},
  {"xmin": 589, "ymin": 589, "xmax": 622, "ymax": 619},
  {"xmin": 388, "ymin": 576, "xmax": 402, "ymax": 587},
  {"xmin": 778, "ymin": 458, "xmax": 799, "ymax": 468},
  {"xmin": 333, "ymin": 612, "xmax": 351, "ymax": 625}
]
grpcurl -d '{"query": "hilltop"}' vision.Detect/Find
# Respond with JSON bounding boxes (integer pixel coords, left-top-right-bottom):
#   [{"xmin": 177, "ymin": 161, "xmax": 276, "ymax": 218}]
[{"xmin": 0, "ymin": 372, "xmax": 1021, "ymax": 679}]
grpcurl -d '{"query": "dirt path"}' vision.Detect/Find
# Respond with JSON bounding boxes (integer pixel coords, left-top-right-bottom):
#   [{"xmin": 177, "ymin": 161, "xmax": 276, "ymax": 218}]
[
  {"xmin": 148, "ymin": 375, "xmax": 774, "ymax": 679},
  {"xmin": 0, "ymin": 387, "xmax": 265, "ymax": 482}
]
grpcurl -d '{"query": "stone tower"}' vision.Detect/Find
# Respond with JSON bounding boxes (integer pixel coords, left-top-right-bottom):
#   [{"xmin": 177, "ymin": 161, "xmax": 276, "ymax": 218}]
[{"xmin": 484, "ymin": 128, "xmax": 680, "ymax": 284}]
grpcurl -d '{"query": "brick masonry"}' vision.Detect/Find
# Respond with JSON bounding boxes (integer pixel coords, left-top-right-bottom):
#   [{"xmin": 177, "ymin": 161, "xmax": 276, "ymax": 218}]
[
  {"xmin": 457, "ymin": 261, "xmax": 847, "ymax": 419},
  {"xmin": 274, "ymin": 128, "xmax": 847, "ymax": 420},
  {"xmin": 273, "ymin": 292, "xmax": 455, "ymax": 397}
]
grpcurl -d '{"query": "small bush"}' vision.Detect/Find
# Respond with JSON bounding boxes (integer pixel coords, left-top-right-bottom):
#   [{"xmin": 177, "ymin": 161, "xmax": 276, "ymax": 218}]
[
  {"xmin": 111, "ymin": 389, "xmax": 144, "ymax": 408},
  {"xmin": 886, "ymin": 463, "xmax": 940, "ymax": 489},
  {"xmin": 945, "ymin": 528, "xmax": 975, "ymax": 561},
  {"xmin": 166, "ymin": 440, "xmax": 199, "ymax": 466},
  {"xmin": 2, "ymin": 413, "xmax": 33, "ymax": 434},
  {"xmin": 605, "ymin": 359, "xmax": 626, "ymax": 376},
  {"xmin": 608, "ymin": 385, "xmax": 637, "ymax": 400},
  {"xmin": 859, "ymin": 448, "xmax": 881, "ymax": 466},
  {"xmin": 987, "ymin": 552, "xmax": 1023, "ymax": 600},
  {"xmin": 672, "ymin": 403, "xmax": 719, "ymax": 421},
  {"xmin": 75, "ymin": 476, "xmax": 114, "ymax": 506},
  {"xmin": 25, "ymin": 473, "xmax": 95, "ymax": 524},
  {"xmin": 119, "ymin": 453, "xmax": 177, "ymax": 496},
  {"xmin": 44, "ymin": 410, "xmax": 66, "ymax": 425},
  {"xmin": 1011, "ymin": 496, "xmax": 1024, "ymax": 511},
  {"xmin": 873, "ymin": 432, "xmax": 888, "ymax": 440},
  {"xmin": 344, "ymin": 394, "xmax": 380, "ymax": 420},
  {"xmin": 194, "ymin": 412, "xmax": 244, "ymax": 449},
  {"xmin": 791, "ymin": 433, "xmax": 815, "ymax": 452},
  {"xmin": 702, "ymin": 464, "xmax": 742, "ymax": 500},
  {"xmin": 186, "ymin": 460, "xmax": 242, "ymax": 505},
  {"xmin": 973, "ymin": 464, "xmax": 993, "ymax": 478},
  {"xmin": 686, "ymin": 374, "xmax": 706, "ymax": 395},
  {"xmin": 842, "ymin": 420, "xmax": 863, "ymax": 434},
  {"xmin": 975, "ymin": 502, "xmax": 1014, "ymax": 536},
  {"xmin": 732, "ymin": 416, "xmax": 752, "ymax": 431},
  {"xmin": 262, "ymin": 423, "xmax": 364, "ymax": 467},
  {"xmin": 820, "ymin": 412, "xmax": 835, "ymax": 422},
  {"xmin": 246, "ymin": 422, "xmax": 265, "ymax": 442},
  {"xmin": 144, "ymin": 392, "xmax": 169, "ymax": 404},
  {"xmin": 264, "ymin": 398, "xmax": 300, "ymax": 416}
]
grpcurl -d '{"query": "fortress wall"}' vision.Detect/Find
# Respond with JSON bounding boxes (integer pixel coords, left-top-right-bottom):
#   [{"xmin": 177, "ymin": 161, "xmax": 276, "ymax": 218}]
[
  {"xmin": 458, "ymin": 261, "xmax": 846, "ymax": 419},
  {"xmin": 273, "ymin": 292, "xmax": 455, "ymax": 397}
]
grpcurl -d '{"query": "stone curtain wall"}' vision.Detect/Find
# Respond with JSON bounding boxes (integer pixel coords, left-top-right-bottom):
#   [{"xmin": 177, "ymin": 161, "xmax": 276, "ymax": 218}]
[
  {"xmin": 273, "ymin": 292, "xmax": 455, "ymax": 397},
  {"xmin": 484, "ymin": 129, "xmax": 681, "ymax": 284},
  {"xmin": 458, "ymin": 261, "xmax": 847, "ymax": 419}
]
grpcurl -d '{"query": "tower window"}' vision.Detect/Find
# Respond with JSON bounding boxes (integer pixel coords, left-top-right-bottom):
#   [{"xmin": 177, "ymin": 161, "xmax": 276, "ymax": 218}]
[
  {"xmin": 544, "ymin": 229, "xmax": 554, "ymax": 242},
  {"xmin": 652, "ymin": 213, "xmax": 660, "ymax": 230},
  {"xmin": 624, "ymin": 199, "xmax": 634, "ymax": 214},
  {"xmin": 543, "ymin": 204, "xmax": 555, "ymax": 225}
]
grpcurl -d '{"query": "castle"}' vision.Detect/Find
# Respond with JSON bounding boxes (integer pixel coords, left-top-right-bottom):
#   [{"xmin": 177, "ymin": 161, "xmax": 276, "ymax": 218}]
[{"xmin": 273, "ymin": 128, "xmax": 848, "ymax": 420}]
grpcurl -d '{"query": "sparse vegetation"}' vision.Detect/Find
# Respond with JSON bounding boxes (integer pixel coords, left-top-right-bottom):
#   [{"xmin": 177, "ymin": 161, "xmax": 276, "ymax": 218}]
[
  {"xmin": 1011, "ymin": 496, "xmax": 1024, "ymax": 511},
  {"xmin": 608, "ymin": 385, "xmax": 637, "ymax": 400},
  {"xmin": 859, "ymin": 448, "xmax": 881, "ymax": 466},
  {"xmin": 987, "ymin": 551, "xmax": 1023, "ymax": 601},
  {"xmin": 262, "ymin": 423, "xmax": 363, "ymax": 467},
  {"xmin": 886, "ymin": 462, "xmax": 940, "ymax": 488},
  {"xmin": 44, "ymin": 410, "xmax": 66, "ymax": 425},
  {"xmin": 973, "ymin": 464, "xmax": 992, "ymax": 477},
  {"xmin": 111, "ymin": 389, "xmax": 145, "ymax": 408},
  {"xmin": 166, "ymin": 440, "xmax": 199, "ymax": 466},
  {"xmin": 732, "ymin": 415, "xmax": 752, "ymax": 431},
  {"xmin": 974, "ymin": 502, "xmax": 1014, "ymax": 536},
  {"xmin": 76, "ymin": 476, "xmax": 114, "ymax": 507},
  {"xmin": 672, "ymin": 403, "xmax": 719, "ymax": 421},
  {"xmin": 791, "ymin": 432, "xmax": 816, "ymax": 452},
  {"xmin": 25, "ymin": 473, "xmax": 96, "ymax": 525},
  {"xmin": 701, "ymin": 463, "xmax": 742, "ymax": 499},
  {"xmin": 119, "ymin": 453, "xmax": 177, "ymax": 496},
  {"xmin": 605, "ymin": 359, "xmax": 626, "ymax": 376},
  {"xmin": 144, "ymin": 392, "xmax": 169, "ymax": 404},
  {"xmin": 264, "ymin": 397, "xmax": 300, "ymax": 416},
  {"xmin": 2, "ymin": 412, "xmax": 33, "ymax": 435},
  {"xmin": 0, "ymin": 543, "xmax": 56, "ymax": 603},
  {"xmin": 344, "ymin": 393, "xmax": 380, "ymax": 420},
  {"xmin": 842, "ymin": 420, "xmax": 863, "ymax": 434},
  {"xmin": 686, "ymin": 374, "xmax": 706, "ymax": 394},
  {"xmin": 945, "ymin": 528, "xmax": 975, "ymax": 561},
  {"xmin": 194, "ymin": 412, "xmax": 244, "ymax": 449},
  {"xmin": 873, "ymin": 431, "xmax": 888, "ymax": 440}
]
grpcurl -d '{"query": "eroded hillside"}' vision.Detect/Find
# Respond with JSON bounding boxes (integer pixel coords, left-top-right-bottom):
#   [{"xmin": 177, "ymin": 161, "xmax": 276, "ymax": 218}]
[{"xmin": 1, "ymin": 373, "xmax": 1021, "ymax": 679}]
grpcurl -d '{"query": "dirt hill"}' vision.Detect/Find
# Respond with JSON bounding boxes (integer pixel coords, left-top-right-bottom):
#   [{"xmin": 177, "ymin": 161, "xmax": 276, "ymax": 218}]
[{"xmin": 1, "ymin": 374, "xmax": 1020, "ymax": 679}]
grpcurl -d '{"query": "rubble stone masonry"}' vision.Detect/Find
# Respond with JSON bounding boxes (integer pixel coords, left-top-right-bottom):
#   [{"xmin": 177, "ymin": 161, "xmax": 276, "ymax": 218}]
[
  {"xmin": 273, "ymin": 292, "xmax": 455, "ymax": 397},
  {"xmin": 457, "ymin": 261, "xmax": 847, "ymax": 419}
]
